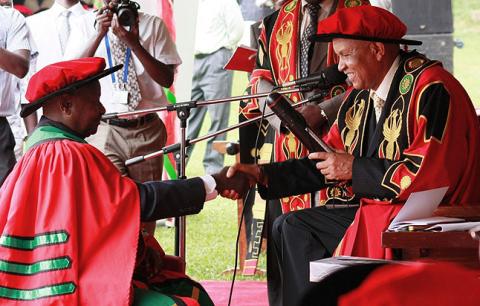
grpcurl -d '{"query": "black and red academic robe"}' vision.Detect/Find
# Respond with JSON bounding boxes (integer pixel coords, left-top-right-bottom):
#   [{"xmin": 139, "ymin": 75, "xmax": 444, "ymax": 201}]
[
  {"xmin": 240, "ymin": 0, "xmax": 369, "ymax": 213},
  {"xmin": 259, "ymin": 51, "xmax": 480, "ymax": 258}
]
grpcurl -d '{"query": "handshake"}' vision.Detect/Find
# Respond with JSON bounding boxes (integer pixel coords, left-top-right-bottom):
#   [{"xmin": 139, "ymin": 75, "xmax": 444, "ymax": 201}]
[{"xmin": 211, "ymin": 164, "xmax": 268, "ymax": 200}]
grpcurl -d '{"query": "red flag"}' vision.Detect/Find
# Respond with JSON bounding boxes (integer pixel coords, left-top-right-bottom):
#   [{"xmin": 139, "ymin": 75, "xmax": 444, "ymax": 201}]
[{"xmin": 158, "ymin": 0, "xmax": 179, "ymax": 180}]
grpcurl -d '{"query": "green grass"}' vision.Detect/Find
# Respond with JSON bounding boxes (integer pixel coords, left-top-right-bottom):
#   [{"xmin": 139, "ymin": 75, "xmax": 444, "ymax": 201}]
[
  {"xmin": 155, "ymin": 0, "xmax": 480, "ymax": 282},
  {"xmin": 452, "ymin": 0, "xmax": 480, "ymax": 105}
]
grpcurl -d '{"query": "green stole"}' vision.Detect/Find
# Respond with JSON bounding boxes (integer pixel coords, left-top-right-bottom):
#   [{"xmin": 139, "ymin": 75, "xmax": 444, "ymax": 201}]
[{"xmin": 25, "ymin": 125, "xmax": 86, "ymax": 152}]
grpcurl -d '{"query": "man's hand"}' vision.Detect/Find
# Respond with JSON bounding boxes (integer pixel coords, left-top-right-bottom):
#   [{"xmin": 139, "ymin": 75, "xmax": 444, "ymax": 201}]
[
  {"xmin": 212, "ymin": 167, "xmax": 251, "ymax": 200},
  {"xmin": 308, "ymin": 150, "xmax": 354, "ymax": 181},
  {"xmin": 298, "ymin": 104, "xmax": 329, "ymax": 137},
  {"xmin": 111, "ymin": 15, "xmax": 141, "ymax": 50},
  {"xmin": 95, "ymin": 7, "xmax": 113, "ymax": 37},
  {"xmin": 227, "ymin": 163, "xmax": 268, "ymax": 186}
]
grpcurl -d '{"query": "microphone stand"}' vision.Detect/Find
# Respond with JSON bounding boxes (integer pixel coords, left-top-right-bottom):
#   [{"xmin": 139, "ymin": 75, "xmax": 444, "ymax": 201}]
[
  {"xmin": 125, "ymin": 90, "xmax": 328, "ymax": 166},
  {"xmin": 102, "ymin": 87, "xmax": 311, "ymax": 120},
  {"xmin": 117, "ymin": 85, "xmax": 323, "ymax": 260}
]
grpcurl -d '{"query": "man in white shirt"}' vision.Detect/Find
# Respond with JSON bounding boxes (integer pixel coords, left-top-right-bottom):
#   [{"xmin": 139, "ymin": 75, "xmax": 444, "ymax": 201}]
[
  {"xmin": 65, "ymin": 0, "xmax": 181, "ymax": 234},
  {"xmin": 187, "ymin": 0, "xmax": 244, "ymax": 175},
  {"xmin": 21, "ymin": 0, "xmax": 88, "ymax": 133},
  {"xmin": 0, "ymin": 6, "xmax": 31, "ymax": 185}
]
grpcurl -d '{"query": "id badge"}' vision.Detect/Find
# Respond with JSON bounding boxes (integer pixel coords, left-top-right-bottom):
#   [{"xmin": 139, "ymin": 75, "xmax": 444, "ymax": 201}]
[{"xmin": 113, "ymin": 90, "xmax": 129, "ymax": 105}]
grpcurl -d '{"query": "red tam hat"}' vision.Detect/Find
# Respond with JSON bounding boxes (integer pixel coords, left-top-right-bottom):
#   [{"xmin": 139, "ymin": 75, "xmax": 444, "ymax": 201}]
[
  {"xmin": 312, "ymin": 5, "xmax": 422, "ymax": 46},
  {"xmin": 21, "ymin": 57, "xmax": 122, "ymax": 118}
]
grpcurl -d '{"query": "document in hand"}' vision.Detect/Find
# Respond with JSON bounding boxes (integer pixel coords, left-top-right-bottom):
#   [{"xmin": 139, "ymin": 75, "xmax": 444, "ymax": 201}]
[
  {"xmin": 223, "ymin": 45, "xmax": 257, "ymax": 73},
  {"xmin": 388, "ymin": 186, "xmax": 450, "ymax": 231}
]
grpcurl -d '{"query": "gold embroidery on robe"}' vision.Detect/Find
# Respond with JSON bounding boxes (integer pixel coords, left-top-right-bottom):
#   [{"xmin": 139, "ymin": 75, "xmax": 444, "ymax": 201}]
[
  {"xmin": 250, "ymin": 143, "xmax": 273, "ymax": 163},
  {"xmin": 381, "ymin": 109, "xmax": 402, "ymax": 160},
  {"xmin": 282, "ymin": 132, "xmax": 302, "ymax": 159},
  {"xmin": 275, "ymin": 21, "xmax": 293, "ymax": 84},
  {"xmin": 400, "ymin": 176, "xmax": 412, "ymax": 190},
  {"xmin": 342, "ymin": 99, "xmax": 365, "ymax": 153}
]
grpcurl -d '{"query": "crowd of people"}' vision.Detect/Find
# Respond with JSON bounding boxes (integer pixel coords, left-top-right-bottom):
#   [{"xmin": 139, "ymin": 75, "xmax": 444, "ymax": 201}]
[{"xmin": 1, "ymin": 0, "xmax": 479, "ymax": 305}]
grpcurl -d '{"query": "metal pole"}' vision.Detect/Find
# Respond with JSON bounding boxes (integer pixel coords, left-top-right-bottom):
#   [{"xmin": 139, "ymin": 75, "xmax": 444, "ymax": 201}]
[{"xmin": 102, "ymin": 87, "xmax": 308, "ymax": 120}]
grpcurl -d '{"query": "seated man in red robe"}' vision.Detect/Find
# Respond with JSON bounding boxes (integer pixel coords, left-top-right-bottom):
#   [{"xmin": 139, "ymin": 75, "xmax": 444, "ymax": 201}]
[
  {"xmin": 0, "ymin": 57, "xmax": 248, "ymax": 306},
  {"xmin": 223, "ymin": 5, "xmax": 480, "ymax": 306}
]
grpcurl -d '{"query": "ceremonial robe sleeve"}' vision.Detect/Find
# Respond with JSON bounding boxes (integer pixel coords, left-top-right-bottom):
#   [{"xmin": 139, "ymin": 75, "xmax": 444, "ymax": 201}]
[
  {"xmin": 256, "ymin": 116, "xmax": 347, "ymax": 200},
  {"xmin": 136, "ymin": 177, "xmax": 206, "ymax": 221},
  {"xmin": 257, "ymin": 157, "xmax": 327, "ymax": 199},
  {"xmin": 352, "ymin": 82, "xmax": 458, "ymax": 200}
]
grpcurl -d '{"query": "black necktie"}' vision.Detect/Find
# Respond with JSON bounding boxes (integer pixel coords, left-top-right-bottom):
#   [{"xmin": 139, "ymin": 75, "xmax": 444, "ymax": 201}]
[{"xmin": 300, "ymin": 3, "xmax": 320, "ymax": 78}]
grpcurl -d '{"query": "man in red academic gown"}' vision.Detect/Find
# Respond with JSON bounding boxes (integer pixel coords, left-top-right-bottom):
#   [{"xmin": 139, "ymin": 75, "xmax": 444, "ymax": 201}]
[
  {"xmin": 0, "ymin": 57, "xmax": 247, "ymax": 305},
  {"xmin": 225, "ymin": 6, "xmax": 480, "ymax": 306}
]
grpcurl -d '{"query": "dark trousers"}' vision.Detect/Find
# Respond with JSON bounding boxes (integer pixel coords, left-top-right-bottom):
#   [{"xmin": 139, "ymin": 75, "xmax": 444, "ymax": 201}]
[
  {"xmin": 0, "ymin": 117, "xmax": 16, "ymax": 187},
  {"xmin": 269, "ymin": 206, "xmax": 357, "ymax": 306}
]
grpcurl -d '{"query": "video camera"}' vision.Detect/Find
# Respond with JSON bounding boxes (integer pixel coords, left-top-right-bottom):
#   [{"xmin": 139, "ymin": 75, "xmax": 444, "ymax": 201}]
[{"xmin": 108, "ymin": 0, "xmax": 141, "ymax": 27}]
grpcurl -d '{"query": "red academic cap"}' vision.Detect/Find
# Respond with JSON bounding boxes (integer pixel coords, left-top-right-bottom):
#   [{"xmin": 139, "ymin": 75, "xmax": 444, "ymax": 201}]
[
  {"xmin": 312, "ymin": 5, "xmax": 422, "ymax": 46},
  {"xmin": 21, "ymin": 57, "xmax": 122, "ymax": 118}
]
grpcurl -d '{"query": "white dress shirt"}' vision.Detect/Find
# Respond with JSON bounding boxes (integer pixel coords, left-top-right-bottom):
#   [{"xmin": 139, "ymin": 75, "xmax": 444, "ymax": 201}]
[
  {"xmin": 370, "ymin": 56, "xmax": 400, "ymax": 122},
  {"xmin": 371, "ymin": 56, "xmax": 400, "ymax": 101},
  {"xmin": 65, "ymin": 12, "xmax": 182, "ymax": 112},
  {"xmin": 26, "ymin": 2, "xmax": 87, "ymax": 72},
  {"xmin": 300, "ymin": 0, "xmax": 334, "ymax": 38},
  {"xmin": 194, "ymin": 0, "xmax": 244, "ymax": 55},
  {"xmin": 0, "ymin": 7, "xmax": 31, "ymax": 116},
  {"xmin": 202, "ymin": 175, "xmax": 219, "ymax": 201}
]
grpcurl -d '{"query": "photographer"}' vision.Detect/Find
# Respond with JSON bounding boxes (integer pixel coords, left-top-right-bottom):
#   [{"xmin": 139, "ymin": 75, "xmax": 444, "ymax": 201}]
[{"xmin": 64, "ymin": 0, "xmax": 181, "ymax": 233}]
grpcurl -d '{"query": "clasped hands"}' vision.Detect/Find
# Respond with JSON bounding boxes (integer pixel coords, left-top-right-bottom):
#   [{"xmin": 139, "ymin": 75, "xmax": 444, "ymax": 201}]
[{"xmin": 215, "ymin": 150, "xmax": 354, "ymax": 200}]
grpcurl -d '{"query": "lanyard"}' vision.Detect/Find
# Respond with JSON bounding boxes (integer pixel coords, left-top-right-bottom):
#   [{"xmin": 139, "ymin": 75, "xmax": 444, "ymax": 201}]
[{"xmin": 104, "ymin": 35, "xmax": 131, "ymax": 84}]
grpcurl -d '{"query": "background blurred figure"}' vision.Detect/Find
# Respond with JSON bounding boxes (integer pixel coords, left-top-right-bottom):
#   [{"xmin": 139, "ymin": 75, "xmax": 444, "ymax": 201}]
[
  {"xmin": 6, "ymin": 2, "xmax": 36, "ymax": 161},
  {"xmin": 0, "ymin": 5, "xmax": 31, "ymax": 185},
  {"xmin": 20, "ymin": 0, "xmax": 89, "ymax": 134},
  {"xmin": 186, "ymin": 0, "xmax": 244, "ymax": 175},
  {"xmin": 238, "ymin": 0, "xmax": 274, "ymax": 46}
]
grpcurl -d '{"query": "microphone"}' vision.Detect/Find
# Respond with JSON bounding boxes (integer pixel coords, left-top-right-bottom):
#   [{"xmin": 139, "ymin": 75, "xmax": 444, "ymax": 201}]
[
  {"xmin": 266, "ymin": 92, "xmax": 332, "ymax": 152},
  {"xmin": 281, "ymin": 64, "xmax": 347, "ymax": 88}
]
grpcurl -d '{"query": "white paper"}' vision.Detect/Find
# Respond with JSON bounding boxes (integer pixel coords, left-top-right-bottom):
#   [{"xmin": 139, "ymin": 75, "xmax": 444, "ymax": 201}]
[
  {"xmin": 390, "ymin": 216, "xmax": 465, "ymax": 231},
  {"xmin": 425, "ymin": 221, "xmax": 480, "ymax": 232},
  {"xmin": 310, "ymin": 256, "xmax": 395, "ymax": 282},
  {"xmin": 388, "ymin": 186, "xmax": 449, "ymax": 231}
]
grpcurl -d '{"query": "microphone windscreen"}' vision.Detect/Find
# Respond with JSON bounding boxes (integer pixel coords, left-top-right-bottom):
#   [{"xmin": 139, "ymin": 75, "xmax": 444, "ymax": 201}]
[{"xmin": 324, "ymin": 64, "xmax": 347, "ymax": 85}]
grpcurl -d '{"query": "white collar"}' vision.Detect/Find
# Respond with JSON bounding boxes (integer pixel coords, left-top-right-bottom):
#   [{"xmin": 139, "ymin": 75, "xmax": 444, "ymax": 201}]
[
  {"xmin": 372, "ymin": 55, "xmax": 400, "ymax": 101},
  {"xmin": 49, "ymin": 1, "xmax": 85, "ymax": 17}
]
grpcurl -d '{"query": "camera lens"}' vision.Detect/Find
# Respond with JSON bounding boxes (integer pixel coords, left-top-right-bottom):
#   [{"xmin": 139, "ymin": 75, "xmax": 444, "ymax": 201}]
[{"xmin": 117, "ymin": 7, "xmax": 135, "ymax": 27}]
